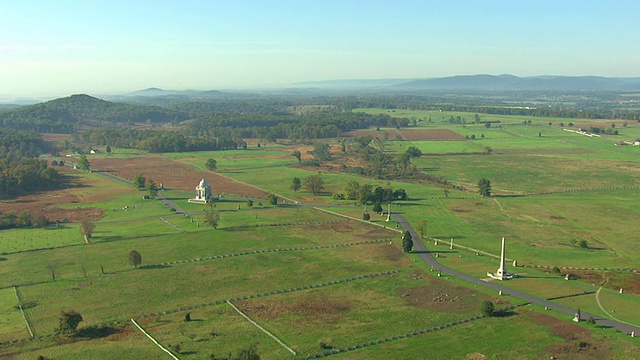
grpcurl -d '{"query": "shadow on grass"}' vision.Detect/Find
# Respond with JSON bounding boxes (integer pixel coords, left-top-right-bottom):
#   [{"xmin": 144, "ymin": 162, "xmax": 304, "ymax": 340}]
[
  {"xmin": 546, "ymin": 291, "xmax": 596, "ymax": 301},
  {"xmin": 140, "ymin": 264, "xmax": 172, "ymax": 270},
  {"xmin": 494, "ymin": 309, "xmax": 518, "ymax": 317},
  {"xmin": 0, "ymin": 257, "xmax": 6, "ymax": 262},
  {"xmin": 75, "ymin": 325, "xmax": 121, "ymax": 339},
  {"xmin": 416, "ymin": 250, "xmax": 458, "ymax": 254}
]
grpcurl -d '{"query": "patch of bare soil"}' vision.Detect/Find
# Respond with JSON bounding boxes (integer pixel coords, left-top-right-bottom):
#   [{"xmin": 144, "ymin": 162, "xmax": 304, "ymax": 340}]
[
  {"xmin": 399, "ymin": 129, "xmax": 466, "ymax": 141},
  {"xmin": 236, "ymin": 295, "xmax": 351, "ymax": 322},
  {"xmin": 90, "ymin": 157, "xmax": 268, "ymax": 198},
  {"xmin": 0, "ymin": 165, "xmax": 104, "ymax": 222},
  {"xmin": 398, "ymin": 275, "xmax": 483, "ymax": 313},
  {"xmin": 529, "ymin": 312, "xmax": 611, "ymax": 360}
]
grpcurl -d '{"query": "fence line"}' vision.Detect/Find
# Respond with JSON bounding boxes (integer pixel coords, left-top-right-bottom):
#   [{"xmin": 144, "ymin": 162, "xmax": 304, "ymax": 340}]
[
  {"xmin": 130, "ymin": 318, "xmax": 179, "ymax": 360},
  {"xmin": 13, "ymin": 286, "xmax": 34, "ymax": 338},
  {"xmin": 226, "ymin": 300, "xmax": 296, "ymax": 356}
]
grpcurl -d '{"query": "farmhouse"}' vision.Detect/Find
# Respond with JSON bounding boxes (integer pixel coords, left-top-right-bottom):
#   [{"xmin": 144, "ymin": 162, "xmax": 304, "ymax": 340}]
[{"xmin": 188, "ymin": 177, "xmax": 213, "ymax": 203}]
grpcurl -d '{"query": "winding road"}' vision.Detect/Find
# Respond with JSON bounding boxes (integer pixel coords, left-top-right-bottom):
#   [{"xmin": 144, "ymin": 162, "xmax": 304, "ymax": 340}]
[
  {"xmin": 91, "ymin": 165, "xmax": 639, "ymax": 336},
  {"xmin": 393, "ymin": 214, "xmax": 640, "ymax": 336}
]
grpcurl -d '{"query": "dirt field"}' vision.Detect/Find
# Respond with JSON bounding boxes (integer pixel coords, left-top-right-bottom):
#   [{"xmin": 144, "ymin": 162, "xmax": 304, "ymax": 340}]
[
  {"xmin": 399, "ymin": 129, "xmax": 466, "ymax": 141},
  {"xmin": 90, "ymin": 156, "xmax": 268, "ymax": 198},
  {"xmin": 529, "ymin": 312, "xmax": 611, "ymax": 359},
  {"xmin": 0, "ymin": 165, "xmax": 105, "ymax": 222}
]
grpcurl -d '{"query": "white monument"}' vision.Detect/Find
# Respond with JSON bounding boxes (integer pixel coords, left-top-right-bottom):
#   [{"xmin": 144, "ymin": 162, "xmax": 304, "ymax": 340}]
[
  {"xmin": 487, "ymin": 237, "xmax": 515, "ymax": 280},
  {"xmin": 188, "ymin": 177, "xmax": 213, "ymax": 204}
]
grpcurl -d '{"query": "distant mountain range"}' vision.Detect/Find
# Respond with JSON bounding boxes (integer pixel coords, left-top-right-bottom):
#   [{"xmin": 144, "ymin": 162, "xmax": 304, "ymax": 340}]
[{"xmin": 296, "ymin": 75, "xmax": 640, "ymax": 92}]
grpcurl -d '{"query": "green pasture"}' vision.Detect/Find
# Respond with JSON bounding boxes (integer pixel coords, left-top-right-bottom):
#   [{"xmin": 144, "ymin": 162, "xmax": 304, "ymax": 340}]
[
  {"xmin": 412, "ymin": 153, "xmax": 640, "ymax": 194},
  {"xmin": 0, "ymin": 226, "xmax": 82, "ymax": 254},
  {"xmin": 16, "ymin": 243, "xmax": 406, "ymax": 337},
  {"xmin": 0, "ymin": 288, "xmax": 26, "ymax": 342}
]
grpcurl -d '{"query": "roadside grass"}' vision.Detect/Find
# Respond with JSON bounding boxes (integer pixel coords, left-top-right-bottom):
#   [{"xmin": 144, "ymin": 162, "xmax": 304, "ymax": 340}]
[
  {"xmin": 0, "ymin": 226, "xmax": 82, "ymax": 254},
  {"xmin": 61, "ymin": 194, "xmax": 174, "ymax": 221},
  {"xmin": 595, "ymin": 287, "xmax": 640, "ymax": 325}
]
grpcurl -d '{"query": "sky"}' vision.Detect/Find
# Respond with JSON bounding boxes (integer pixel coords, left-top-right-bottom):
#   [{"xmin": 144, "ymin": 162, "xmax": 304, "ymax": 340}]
[{"xmin": 1, "ymin": 0, "xmax": 640, "ymax": 97}]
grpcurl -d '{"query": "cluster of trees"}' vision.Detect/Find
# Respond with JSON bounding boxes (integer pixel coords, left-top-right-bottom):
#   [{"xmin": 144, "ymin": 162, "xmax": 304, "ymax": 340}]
[
  {"xmin": 0, "ymin": 158, "xmax": 61, "ymax": 196},
  {"xmin": 333, "ymin": 180, "xmax": 407, "ymax": 205},
  {"xmin": 77, "ymin": 129, "xmax": 246, "ymax": 153},
  {"xmin": 0, "ymin": 129, "xmax": 50, "ymax": 161},
  {"xmin": 0, "ymin": 209, "xmax": 49, "ymax": 230},
  {"xmin": 185, "ymin": 111, "xmax": 406, "ymax": 141},
  {"xmin": 132, "ymin": 173, "xmax": 159, "ymax": 197}
]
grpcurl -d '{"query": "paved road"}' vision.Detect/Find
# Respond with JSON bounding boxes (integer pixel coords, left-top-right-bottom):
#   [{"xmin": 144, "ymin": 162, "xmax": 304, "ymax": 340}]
[
  {"xmin": 91, "ymin": 167, "xmax": 640, "ymax": 335},
  {"xmin": 393, "ymin": 214, "xmax": 640, "ymax": 335},
  {"xmin": 92, "ymin": 170, "xmax": 187, "ymax": 214}
]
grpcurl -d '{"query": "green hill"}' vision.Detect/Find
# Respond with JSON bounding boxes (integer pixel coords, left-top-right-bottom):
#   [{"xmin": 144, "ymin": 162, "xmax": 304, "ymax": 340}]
[{"xmin": 0, "ymin": 94, "xmax": 188, "ymax": 133}]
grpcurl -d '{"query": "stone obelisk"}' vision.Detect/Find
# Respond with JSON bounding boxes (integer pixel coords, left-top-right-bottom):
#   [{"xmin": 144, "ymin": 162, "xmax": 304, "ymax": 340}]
[{"xmin": 497, "ymin": 237, "xmax": 506, "ymax": 279}]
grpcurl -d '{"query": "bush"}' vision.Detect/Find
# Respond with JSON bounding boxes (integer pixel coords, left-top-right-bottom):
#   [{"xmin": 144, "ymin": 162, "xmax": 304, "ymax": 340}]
[
  {"xmin": 480, "ymin": 300, "xmax": 495, "ymax": 316},
  {"xmin": 363, "ymin": 213, "xmax": 371, "ymax": 221}
]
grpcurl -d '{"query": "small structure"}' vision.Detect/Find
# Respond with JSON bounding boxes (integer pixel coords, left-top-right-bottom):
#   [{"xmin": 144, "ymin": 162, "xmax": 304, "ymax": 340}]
[
  {"xmin": 487, "ymin": 237, "xmax": 516, "ymax": 280},
  {"xmin": 188, "ymin": 177, "xmax": 213, "ymax": 204},
  {"xmin": 573, "ymin": 308, "xmax": 581, "ymax": 322}
]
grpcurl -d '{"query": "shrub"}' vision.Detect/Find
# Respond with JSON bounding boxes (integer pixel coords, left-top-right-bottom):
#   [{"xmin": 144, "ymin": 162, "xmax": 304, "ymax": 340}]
[{"xmin": 363, "ymin": 213, "xmax": 371, "ymax": 221}]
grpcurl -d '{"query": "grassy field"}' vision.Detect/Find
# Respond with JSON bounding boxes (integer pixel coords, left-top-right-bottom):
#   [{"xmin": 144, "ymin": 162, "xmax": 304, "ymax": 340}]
[{"xmin": 2, "ymin": 109, "xmax": 640, "ymax": 358}]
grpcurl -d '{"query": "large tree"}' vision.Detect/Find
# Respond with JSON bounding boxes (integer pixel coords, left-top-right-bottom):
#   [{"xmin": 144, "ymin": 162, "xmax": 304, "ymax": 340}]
[
  {"xmin": 205, "ymin": 158, "xmax": 217, "ymax": 171},
  {"xmin": 129, "ymin": 250, "xmax": 142, "ymax": 268},
  {"xmin": 291, "ymin": 150, "xmax": 302, "ymax": 163},
  {"xmin": 80, "ymin": 219, "xmax": 95, "ymax": 244},
  {"xmin": 204, "ymin": 212, "xmax": 220, "ymax": 229},
  {"xmin": 133, "ymin": 173, "xmax": 146, "ymax": 190},
  {"xmin": 344, "ymin": 180, "xmax": 360, "ymax": 200},
  {"xmin": 290, "ymin": 177, "xmax": 301, "ymax": 192},
  {"xmin": 77, "ymin": 155, "xmax": 90, "ymax": 171},
  {"xmin": 57, "ymin": 310, "xmax": 83, "ymax": 335},
  {"xmin": 478, "ymin": 178, "xmax": 492, "ymax": 197},
  {"xmin": 415, "ymin": 220, "xmax": 427, "ymax": 239},
  {"xmin": 402, "ymin": 230, "xmax": 413, "ymax": 253},
  {"xmin": 303, "ymin": 175, "xmax": 325, "ymax": 195},
  {"xmin": 146, "ymin": 178, "xmax": 158, "ymax": 197},
  {"xmin": 267, "ymin": 193, "xmax": 278, "ymax": 206}
]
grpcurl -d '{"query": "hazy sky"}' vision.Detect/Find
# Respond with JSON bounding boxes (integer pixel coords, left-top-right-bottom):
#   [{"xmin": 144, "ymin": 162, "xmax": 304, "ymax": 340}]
[{"xmin": 1, "ymin": 0, "xmax": 639, "ymax": 97}]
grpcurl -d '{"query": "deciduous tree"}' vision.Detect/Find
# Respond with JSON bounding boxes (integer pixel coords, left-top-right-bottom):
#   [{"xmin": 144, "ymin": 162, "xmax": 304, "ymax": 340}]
[
  {"xmin": 80, "ymin": 219, "xmax": 95, "ymax": 243},
  {"xmin": 291, "ymin": 150, "xmax": 301, "ymax": 163},
  {"xmin": 129, "ymin": 250, "xmax": 142, "ymax": 268},
  {"xmin": 290, "ymin": 177, "xmax": 301, "ymax": 192},
  {"xmin": 133, "ymin": 173, "xmax": 146, "ymax": 190},
  {"xmin": 57, "ymin": 310, "xmax": 83, "ymax": 335},
  {"xmin": 204, "ymin": 212, "xmax": 220, "ymax": 229},
  {"xmin": 478, "ymin": 178, "xmax": 492, "ymax": 197},
  {"xmin": 303, "ymin": 175, "xmax": 325, "ymax": 195},
  {"xmin": 205, "ymin": 158, "xmax": 217, "ymax": 171}
]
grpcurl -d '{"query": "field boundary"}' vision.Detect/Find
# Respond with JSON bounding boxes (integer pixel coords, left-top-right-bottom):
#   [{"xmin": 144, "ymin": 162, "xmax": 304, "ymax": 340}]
[
  {"xmin": 142, "ymin": 238, "xmax": 394, "ymax": 269},
  {"xmin": 226, "ymin": 300, "xmax": 296, "ymax": 356},
  {"xmin": 138, "ymin": 270, "xmax": 400, "ymax": 318},
  {"xmin": 130, "ymin": 318, "xmax": 178, "ymax": 360},
  {"xmin": 306, "ymin": 312, "xmax": 494, "ymax": 358},
  {"xmin": 13, "ymin": 286, "xmax": 34, "ymax": 338},
  {"xmin": 313, "ymin": 207, "xmax": 403, "ymax": 234}
]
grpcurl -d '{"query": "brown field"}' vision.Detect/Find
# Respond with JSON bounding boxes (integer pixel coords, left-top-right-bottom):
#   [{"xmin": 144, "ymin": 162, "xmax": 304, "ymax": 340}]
[
  {"xmin": 399, "ymin": 129, "xmax": 466, "ymax": 141},
  {"xmin": 0, "ymin": 165, "xmax": 107, "ymax": 222},
  {"xmin": 90, "ymin": 156, "xmax": 268, "ymax": 198},
  {"xmin": 530, "ymin": 312, "xmax": 612, "ymax": 359}
]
